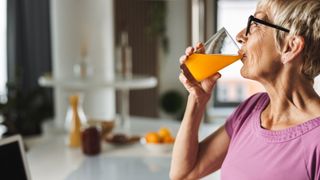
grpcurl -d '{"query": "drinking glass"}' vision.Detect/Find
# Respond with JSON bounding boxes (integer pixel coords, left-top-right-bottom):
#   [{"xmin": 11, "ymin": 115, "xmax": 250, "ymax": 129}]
[{"xmin": 180, "ymin": 27, "xmax": 242, "ymax": 82}]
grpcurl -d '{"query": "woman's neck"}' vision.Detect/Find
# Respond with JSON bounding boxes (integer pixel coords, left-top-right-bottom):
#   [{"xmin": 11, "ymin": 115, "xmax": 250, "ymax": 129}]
[{"xmin": 260, "ymin": 72, "xmax": 320, "ymax": 130}]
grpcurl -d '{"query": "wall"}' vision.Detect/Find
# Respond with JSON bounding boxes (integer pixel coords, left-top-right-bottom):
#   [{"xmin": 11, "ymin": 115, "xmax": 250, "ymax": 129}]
[
  {"xmin": 50, "ymin": 0, "xmax": 115, "ymax": 128},
  {"xmin": 114, "ymin": 0, "xmax": 159, "ymax": 118},
  {"xmin": 159, "ymin": 0, "xmax": 189, "ymax": 119}
]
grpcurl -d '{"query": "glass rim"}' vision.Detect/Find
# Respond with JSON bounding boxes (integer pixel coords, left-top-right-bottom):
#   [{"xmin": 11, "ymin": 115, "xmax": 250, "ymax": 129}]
[{"xmin": 196, "ymin": 27, "xmax": 240, "ymax": 54}]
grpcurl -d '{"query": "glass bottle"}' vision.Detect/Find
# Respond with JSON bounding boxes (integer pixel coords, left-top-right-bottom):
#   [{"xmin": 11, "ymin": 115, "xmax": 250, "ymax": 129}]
[
  {"xmin": 73, "ymin": 38, "xmax": 93, "ymax": 79},
  {"xmin": 116, "ymin": 31, "xmax": 132, "ymax": 79},
  {"xmin": 65, "ymin": 94, "xmax": 87, "ymax": 132},
  {"xmin": 68, "ymin": 95, "xmax": 82, "ymax": 148}
]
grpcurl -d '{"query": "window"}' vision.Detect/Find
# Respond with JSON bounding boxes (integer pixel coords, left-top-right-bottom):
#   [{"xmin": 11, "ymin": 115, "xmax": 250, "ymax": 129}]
[
  {"xmin": 217, "ymin": 84, "xmax": 228, "ymax": 101},
  {"xmin": 0, "ymin": 0, "xmax": 7, "ymax": 102},
  {"xmin": 213, "ymin": 0, "xmax": 265, "ymax": 108}
]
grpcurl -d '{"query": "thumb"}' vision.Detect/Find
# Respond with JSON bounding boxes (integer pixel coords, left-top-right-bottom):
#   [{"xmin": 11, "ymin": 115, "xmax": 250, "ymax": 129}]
[
  {"xmin": 210, "ymin": 73, "xmax": 221, "ymax": 80},
  {"xmin": 202, "ymin": 73, "xmax": 221, "ymax": 93}
]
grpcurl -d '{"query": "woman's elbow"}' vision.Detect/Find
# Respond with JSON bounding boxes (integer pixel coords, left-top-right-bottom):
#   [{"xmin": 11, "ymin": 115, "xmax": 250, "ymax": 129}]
[
  {"xmin": 169, "ymin": 169, "xmax": 180, "ymax": 180},
  {"xmin": 169, "ymin": 169, "xmax": 184, "ymax": 180},
  {"xmin": 169, "ymin": 173, "xmax": 186, "ymax": 180},
  {"xmin": 169, "ymin": 170, "xmax": 197, "ymax": 180}
]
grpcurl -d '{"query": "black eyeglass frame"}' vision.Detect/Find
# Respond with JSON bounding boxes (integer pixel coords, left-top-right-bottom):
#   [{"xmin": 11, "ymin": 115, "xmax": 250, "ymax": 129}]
[{"xmin": 246, "ymin": 15, "xmax": 290, "ymax": 36}]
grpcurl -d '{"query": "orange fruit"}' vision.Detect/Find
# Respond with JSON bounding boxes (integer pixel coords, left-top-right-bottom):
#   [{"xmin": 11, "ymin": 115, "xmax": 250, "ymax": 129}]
[
  {"xmin": 145, "ymin": 132, "xmax": 160, "ymax": 144},
  {"xmin": 163, "ymin": 136, "xmax": 175, "ymax": 144},
  {"xmin": 158, "ymin": 127, "xmax": 172, "ymax": 140}
]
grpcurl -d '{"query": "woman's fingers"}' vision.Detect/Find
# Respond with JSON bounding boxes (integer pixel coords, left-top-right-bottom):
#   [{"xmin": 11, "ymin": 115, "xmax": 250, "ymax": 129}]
[
  {"xmin": 179, "ymin": 55, "xmax": 188, "ymax": 64},
  {"xmin": 212, "ymin": 72, "xmax": 221, "ymax": 80},
  {"xmin": 201, "ymin": 73, "xmax": 221, "ymax": 93},
  {"xmin": 185, "ymin": 47, "xmax": 194, "ymax": 56},
  {"xmin": 179, "ymin": 73, "xmax": 196, "ymax": 87},
  {"xmin": 179, "ymin": 73, "xmax": 192, "ymax": 90},
  {"xmin": 180, "ymin": 43, "xmax": 204, "ymax": 64},
  {"xmin": 179, "ymin": 72, "xmax": 187, "ymax": 84},
  {"xmin": 179, "ymin": 73, "xmax": 197, "ymax": 90},
  {"xmin": 179, "ymin": 46, "xmax": 193, "ymax": 64},
  {"xmin": 195, "ymin": 42, "xmax": 205, "ymax": 54}
]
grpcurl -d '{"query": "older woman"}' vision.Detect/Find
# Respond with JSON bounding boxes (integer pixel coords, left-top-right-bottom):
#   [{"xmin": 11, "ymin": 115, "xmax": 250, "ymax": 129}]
[{"xmin": 170, "ymin": 0, "xmax": 320, "ymax": 179}]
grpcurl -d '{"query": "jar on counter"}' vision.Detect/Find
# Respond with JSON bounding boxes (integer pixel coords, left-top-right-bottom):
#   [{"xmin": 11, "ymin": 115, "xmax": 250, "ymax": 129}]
[{"xmin": 81, "ymin": 124, "xmax": 101, "ymax": 156}]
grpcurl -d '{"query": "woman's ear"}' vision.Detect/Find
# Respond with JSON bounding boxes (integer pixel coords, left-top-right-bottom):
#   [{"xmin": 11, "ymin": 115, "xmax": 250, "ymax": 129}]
[{"xmin": 281, "ymin": 35, "xmax": 304, "ymax": 64}]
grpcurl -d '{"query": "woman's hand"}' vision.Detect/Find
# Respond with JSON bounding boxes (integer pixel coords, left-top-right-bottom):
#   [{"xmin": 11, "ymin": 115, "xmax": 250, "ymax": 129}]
[
  {"xmin": 171, "ymin": 44, "xmax": 228, "ymax": 180},
  {"xmin": 179, "ymin": 42, "xmax": 221, "ymax": 103}
]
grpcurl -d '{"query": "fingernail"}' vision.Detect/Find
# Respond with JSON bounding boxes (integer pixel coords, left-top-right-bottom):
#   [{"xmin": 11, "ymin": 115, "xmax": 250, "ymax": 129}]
[
  {"xmin": 183, "ymin": 55, "xmax": 188, "ymax": 59},
  {"xmin": 183, "ymin": 76, "xmax": 189, "ymax": 83},
  {"xmin": 215, "ymin": 73, "xmax": 221, "ymax": 79},
  {"xmin": 183, "ymin": 76, "xmax": 188, "ymax": 83}
]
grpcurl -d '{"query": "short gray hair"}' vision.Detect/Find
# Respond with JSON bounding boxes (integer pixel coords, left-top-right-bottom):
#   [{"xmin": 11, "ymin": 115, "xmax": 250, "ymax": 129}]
[{"xmin": 258, "ymin": 0, "xmax": 320, "ymax": 80}]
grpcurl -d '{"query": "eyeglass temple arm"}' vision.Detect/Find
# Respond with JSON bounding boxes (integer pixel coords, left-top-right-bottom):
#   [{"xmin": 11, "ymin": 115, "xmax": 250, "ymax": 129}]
[{"xmin": 250, "ymin": 15, "xmax": 290, "ymax": 33}]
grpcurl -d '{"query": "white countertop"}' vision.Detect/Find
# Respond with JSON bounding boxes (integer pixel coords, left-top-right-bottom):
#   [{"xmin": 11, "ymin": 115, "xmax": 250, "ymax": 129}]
[{"xmin": 25, "ymin": 117, "xmax": 222, "ymax": 180}]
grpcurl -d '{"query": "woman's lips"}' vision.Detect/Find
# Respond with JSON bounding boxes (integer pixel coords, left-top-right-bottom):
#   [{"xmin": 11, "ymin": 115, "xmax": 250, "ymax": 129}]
[
  {"xmin": 241, "ymin": 54, "xmax": 247, "ymax": 62},
  {"xmin": 238, "ymin": 49, "xmax": 246, "ymax": 62}
]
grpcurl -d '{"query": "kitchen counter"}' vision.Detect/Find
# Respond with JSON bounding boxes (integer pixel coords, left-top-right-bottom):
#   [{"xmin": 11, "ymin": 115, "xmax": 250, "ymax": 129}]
[{"xmin": 25, "ymin": 117, "xmax": 222, "ymax": 180}]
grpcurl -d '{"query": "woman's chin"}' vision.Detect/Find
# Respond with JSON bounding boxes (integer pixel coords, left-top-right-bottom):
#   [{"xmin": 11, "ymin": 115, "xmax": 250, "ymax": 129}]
[
  {"xmin": 240, "ymin": 68, "xmax": 254, "ymax": 80},
  {"xmin": 240, "ymin": 68, "xmax": 248, "ymax": 78}
]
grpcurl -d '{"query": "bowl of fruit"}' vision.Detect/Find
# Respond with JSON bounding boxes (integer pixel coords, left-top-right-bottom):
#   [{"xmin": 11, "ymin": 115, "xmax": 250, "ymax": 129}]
[{"xmin": 141, "ymin": 127, "xmax": 175, "ymax": 153}]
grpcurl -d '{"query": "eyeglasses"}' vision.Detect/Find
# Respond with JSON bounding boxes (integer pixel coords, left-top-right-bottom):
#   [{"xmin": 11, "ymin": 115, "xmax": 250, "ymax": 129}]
[{"xmin": 246, "ymin": 15, "xmax": 290, "ymax": 36}]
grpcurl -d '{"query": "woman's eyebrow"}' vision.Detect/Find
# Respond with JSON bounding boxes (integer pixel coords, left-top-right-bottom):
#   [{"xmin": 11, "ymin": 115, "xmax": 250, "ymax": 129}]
[
  {"xmin": 254, "ymin": 11, "xmax": 270, "ymax": 21},
  {"xmin": 254, "ymin": 11, "xmax": 265, "ymax": 17}
]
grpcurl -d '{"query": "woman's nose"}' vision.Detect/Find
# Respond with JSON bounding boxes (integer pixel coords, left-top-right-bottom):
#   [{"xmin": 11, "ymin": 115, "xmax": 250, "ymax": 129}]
[{"xmin": 236, "ymin": 28, "xmax": 247, "ymax": 44}]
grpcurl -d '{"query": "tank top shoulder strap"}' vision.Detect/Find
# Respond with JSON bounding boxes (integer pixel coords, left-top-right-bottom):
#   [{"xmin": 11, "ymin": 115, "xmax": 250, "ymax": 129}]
[{"xmin": 253, "ymin": 92, "xmax": 269, "ymax": 111}]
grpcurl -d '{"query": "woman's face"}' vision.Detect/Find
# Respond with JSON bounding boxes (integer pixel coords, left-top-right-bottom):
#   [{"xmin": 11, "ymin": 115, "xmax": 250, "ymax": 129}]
[{"xmin": 236, "ymin": 9, "xmax": 283, "ymax": 82}]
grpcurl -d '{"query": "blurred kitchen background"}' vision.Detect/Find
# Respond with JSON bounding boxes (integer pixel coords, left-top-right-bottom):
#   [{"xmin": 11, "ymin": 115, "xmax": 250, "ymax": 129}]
[
  {"xmin": 3, "ymin": 0, "xmax": 320, "ymax": 179},
  {"xmin": 0, "ymin": 0, "xmax": 270, "ymax": 137},
  {"xmin": 0, "ymin": 0, "xmax": 263, "ymax": 135}
]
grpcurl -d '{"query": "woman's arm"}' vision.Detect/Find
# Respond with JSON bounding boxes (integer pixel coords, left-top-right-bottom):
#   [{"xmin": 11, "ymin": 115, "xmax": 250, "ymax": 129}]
[
  {"xmin": 170, "ymin": 95, "xmax": 230, "ymax": 180},
  {"xmin": 170, "ymin": 44, "xmax": 230, "ymax": 180}
]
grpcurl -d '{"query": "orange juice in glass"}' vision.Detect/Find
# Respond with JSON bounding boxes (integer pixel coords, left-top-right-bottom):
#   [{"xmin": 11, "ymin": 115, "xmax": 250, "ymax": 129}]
[{"xmin": 180, "ymin": 28, "xmax": 242, "ymax": 82}]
